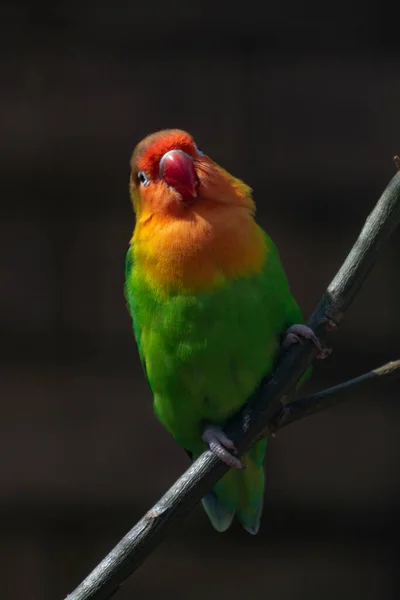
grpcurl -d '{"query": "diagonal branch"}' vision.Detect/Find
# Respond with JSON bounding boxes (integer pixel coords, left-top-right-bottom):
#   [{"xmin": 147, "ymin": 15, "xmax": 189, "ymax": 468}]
[{"xmin": 65, "ymin": 169, "xmax": 400, "ymax": 600}]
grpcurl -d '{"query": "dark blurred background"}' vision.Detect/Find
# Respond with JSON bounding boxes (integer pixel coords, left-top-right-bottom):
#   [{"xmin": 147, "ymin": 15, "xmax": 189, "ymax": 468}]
[{"xmin": 1, "ymin": 2, "xmax": 400, "ymax": 599}]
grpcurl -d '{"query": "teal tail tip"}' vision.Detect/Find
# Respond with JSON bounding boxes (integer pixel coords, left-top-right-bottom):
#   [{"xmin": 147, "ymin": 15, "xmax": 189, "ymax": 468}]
[
  {"xmin": 241, "ymin": 520, "xmax": 260, "ymax": 535},
  {"xmin": 202, "ymin": 492, "xmax": 234, "ymax": 533},
  {"xmin": 202, "ymin": 491, "xmax": 262, "ymax": 535}
]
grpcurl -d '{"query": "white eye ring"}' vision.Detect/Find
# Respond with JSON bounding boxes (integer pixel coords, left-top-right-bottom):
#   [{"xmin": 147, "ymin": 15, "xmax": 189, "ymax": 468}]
[
  {"xmin": 137, "ymin": 171, "xmax": 150, "ymax": 186},
  {"xmin": 193, "ymin": 142, "xmax": 204, "ymax": 156}
]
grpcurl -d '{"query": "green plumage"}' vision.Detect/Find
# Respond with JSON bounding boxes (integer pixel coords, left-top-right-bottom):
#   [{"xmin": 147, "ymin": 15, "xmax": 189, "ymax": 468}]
[{"xmin": 125, "ymin": 229, "xmax": 304, "ymax": 533}]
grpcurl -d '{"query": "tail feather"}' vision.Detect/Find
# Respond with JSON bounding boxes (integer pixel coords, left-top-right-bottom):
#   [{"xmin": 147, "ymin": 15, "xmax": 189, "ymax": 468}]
[
  {"xmin": 236, "ymin": 474, "xmax": 264, "ymax": 535},
  {"xmin": 201, "ymin": 491, "xmax": 235, "ymax": 532},
  {"xmin": 200, "ymin": 438, "xmax": 267, "ymax": 534}
]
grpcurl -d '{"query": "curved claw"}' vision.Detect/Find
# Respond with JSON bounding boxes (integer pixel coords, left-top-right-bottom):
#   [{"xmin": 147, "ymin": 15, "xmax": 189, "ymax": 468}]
[
  {"xmin": 202, "ymin": 425, "xmax": 244, "ymax": 469},
  {"xmin": 283, "ymin": 324, "xmax": 332, "ymax": 360}
]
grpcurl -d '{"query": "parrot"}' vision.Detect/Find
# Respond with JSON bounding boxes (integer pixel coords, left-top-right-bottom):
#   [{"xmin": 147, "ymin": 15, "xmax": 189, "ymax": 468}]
[{"xmin": 124, "ymin": 129, "xmax": 327, "ymax": 534}]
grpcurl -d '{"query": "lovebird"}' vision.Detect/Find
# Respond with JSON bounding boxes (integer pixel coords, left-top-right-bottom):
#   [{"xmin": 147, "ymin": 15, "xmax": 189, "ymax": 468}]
[{"xmin": 125, "ymin": 129, "xmax": 326, "ymax": 534}]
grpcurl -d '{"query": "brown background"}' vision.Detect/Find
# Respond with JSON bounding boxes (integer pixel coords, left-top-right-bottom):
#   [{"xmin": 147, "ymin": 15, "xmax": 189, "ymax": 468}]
[{"xmin": 1, "ymin": 2, "xmax": 400, "ymax": 599}]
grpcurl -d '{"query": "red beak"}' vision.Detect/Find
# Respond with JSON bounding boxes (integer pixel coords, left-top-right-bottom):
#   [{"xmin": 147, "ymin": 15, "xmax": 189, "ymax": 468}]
[{"xmin": 159, "ymin": 150, "xmax": 199, "ymax": 204}]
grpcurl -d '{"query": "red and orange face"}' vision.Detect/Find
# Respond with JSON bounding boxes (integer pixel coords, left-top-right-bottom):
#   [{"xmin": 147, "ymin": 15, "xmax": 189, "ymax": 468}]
[
  {"xmin": 130, "ymin": 129, "xmax": 207, "ymax": 217},
  {"xmin": 130, "ymin": 129, "xmax": 254, "ymax": 222}
]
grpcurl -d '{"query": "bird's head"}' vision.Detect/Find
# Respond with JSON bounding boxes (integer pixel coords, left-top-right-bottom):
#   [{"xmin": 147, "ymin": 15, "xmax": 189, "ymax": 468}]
[{"xmin": 129, "ymin": 129, "xmax": 253, "ymax": 221}]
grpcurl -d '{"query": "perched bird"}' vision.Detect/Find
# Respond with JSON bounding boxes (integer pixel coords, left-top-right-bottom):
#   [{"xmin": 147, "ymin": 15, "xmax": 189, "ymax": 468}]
[{"xmin": 125, "ymin": 129, "xmax": 325, "ymax": 534}]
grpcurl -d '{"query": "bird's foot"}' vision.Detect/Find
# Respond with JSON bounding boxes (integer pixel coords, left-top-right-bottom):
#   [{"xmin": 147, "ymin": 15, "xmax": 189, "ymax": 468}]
[
  {"xmin": 202, "ymin": 425, "xmax": 244, "ymax": 469},
  {"xmin": 282, "ymin": 324, "xmax": 332, "ymax": 360}
]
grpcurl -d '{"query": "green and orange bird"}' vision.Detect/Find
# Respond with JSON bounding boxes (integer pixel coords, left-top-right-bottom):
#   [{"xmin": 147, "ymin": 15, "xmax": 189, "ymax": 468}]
[{"xmin": 125, "ymin": 129, "xmax": 326, "ymax": 534}]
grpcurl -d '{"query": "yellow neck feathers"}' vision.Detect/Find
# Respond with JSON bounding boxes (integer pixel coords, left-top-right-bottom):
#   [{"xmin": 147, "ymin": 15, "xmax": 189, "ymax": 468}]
[{"xmin": 132, "ymin": 202, "xmax": 267, "ymax": 294}]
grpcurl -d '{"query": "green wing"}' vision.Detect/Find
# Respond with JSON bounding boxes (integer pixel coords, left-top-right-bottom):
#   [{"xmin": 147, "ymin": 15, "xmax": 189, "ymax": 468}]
[{"xmin": 125, "ymin": 245, "xmax": 148, "ymax": 381}]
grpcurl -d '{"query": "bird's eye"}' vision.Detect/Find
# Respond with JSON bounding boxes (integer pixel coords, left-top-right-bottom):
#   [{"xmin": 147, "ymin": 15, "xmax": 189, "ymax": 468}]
[
  {"xmin": 137, "ymin": 171, "xmax": 150, "ymax": 186},
  {"xmin": 193, "ymin": 142, "xmax": 204, "ymax": 156}
]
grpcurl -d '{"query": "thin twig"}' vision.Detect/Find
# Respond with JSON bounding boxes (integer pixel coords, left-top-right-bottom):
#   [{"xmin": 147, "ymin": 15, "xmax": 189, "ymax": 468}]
[
  {"xmin": 274, "ymin": 359, "xmax": 400, "ymax": 430},
  {"xmin": 65, "ymin": 170, "xmax": 400, "ymax": 600}
]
